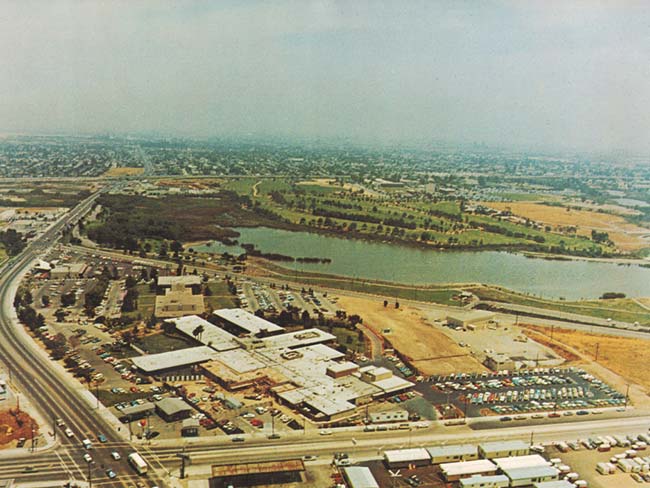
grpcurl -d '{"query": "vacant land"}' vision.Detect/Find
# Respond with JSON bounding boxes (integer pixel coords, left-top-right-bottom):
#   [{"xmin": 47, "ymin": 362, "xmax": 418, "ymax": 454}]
[
  {"xmin": 103, "ymin": 167, "xmax": 144, "ymax": 177},
  {"xmin": 485, "ymin": 201, "xmax": 650, "ymax": 251},
  {"xmin": 0, "ymin": 409, "xmax": 38, "ymax": 446},
  {"xmin": 470, "ymin": 285, "xmax": 650, "ymax": 325},
  {"xmin": 523, "ymin": 324, "xmax": 650, "ymax": 396},
  {"xmin": 337, "ymin": 295, "xmax": 486, "ymax": 375}
]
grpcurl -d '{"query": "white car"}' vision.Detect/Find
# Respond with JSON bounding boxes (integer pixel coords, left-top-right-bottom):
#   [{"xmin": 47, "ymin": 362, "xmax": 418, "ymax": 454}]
[
  {"xmin": 65, "ymin": 428, "xmax": 74, "ymax": 438},
  {"xmin": 111, "ymin": 451, "xmax": 121, "ymax": 460},
  {"xmin": 83, "ymin": 453, "xmax": 93, "ymax": 463}
]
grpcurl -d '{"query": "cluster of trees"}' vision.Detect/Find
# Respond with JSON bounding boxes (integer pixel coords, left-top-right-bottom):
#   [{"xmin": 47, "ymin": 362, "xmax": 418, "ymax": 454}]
[
  {"xmin": 14, "ymin": 289, "xmax": 45, "ymax": 332},
  {"xmin": 0, "ymin": 229, "xmax": 25, "ymax": 256},
  {"xmin": 121, "ymin": 276, "xmax": 139, "ymax": 313}
]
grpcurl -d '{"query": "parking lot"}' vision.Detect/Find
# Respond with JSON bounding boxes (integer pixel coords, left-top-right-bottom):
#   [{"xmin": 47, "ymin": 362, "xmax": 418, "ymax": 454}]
[{"xmin": 419, "ymin": 367, "xmax": 626, "ymax": 418}]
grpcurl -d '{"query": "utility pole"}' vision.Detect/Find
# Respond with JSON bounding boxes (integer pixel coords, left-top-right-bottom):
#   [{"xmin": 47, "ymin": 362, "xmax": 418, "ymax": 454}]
[
  {"xmin": 176, "ymin": 452, "xmax": 189, "ymax": 479},
  {"xmin": 30, "ymin": 419, "xmax": 36, "ymax": 452},
  {"xmin": 87, "ymin": 460, "xmax": 92, "ymax": 488},
  {"xmin": 530, "ymin": 431, "xmax": 534, "ymax": 445},
  {"xmin": 52, "ymin": 412, "xmax": 57, "ymax": 441},
  {"xmin": 625, "ymin": 384, "xmax": 630, "ymax": 410},
  {"xmin": 595, "ymin": 343, "xmax": 600, "ymax": 362}
]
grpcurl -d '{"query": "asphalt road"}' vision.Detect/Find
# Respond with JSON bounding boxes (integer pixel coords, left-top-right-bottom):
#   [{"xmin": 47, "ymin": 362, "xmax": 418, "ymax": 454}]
[{"xmin": 0, "ymin": 190, "xmax": 164, "ymax": 488}]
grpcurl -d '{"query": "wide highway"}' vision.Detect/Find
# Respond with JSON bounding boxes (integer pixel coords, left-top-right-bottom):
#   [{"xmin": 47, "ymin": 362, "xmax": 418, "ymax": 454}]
[{"xmin": 0, "ymin": 190, "xmax": 165, "ymax": 488}]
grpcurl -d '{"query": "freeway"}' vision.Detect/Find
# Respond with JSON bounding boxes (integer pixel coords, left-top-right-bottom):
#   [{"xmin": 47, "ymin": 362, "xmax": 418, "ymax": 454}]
[{"xmin": 0, "ymin": 190, "xmax": 164, "ymax": 488}]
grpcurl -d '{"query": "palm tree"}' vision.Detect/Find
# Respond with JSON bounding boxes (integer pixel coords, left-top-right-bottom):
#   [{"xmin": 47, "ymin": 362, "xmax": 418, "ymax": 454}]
[{"xmin": 192, "ymin": 324, "xmax": 205, "ymax": 341}]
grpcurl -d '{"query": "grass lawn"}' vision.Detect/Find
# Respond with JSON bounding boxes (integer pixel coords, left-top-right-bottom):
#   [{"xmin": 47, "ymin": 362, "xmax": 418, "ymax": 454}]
[
  {"xmin": 137, "ymin": 332, "xmax": 199, "ymax": 354},
  {"xmin": 204, "ymin": 281, "xmax": 236, "ymax": 310},
  {"xmin": 320, "ymin": 326, "xmax": 366, "ymax": 354},
  {"xmin": 470, "ymin": 286, "xmax": 650, "ymax": 325},
  {"xmin": 122, "ymin": 284, "xmax": 156, "ymax": 321}
]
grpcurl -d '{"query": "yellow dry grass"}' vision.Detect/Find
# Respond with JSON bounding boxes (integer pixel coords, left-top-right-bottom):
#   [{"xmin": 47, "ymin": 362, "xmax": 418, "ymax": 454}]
[
  {"xmin": 524, "ymin": 324, "xmax": 650, "ymax": 391},
  {"xmin": 337, "ymin": 295, "xmax": 486, "ymax": 375},
  {"xmin": 103, "ymin": 167, "xmax": 145, "ymax": 177},
  {"xmin": 485, "ymin": 201, "xmax": 650, "ymax": 251}
]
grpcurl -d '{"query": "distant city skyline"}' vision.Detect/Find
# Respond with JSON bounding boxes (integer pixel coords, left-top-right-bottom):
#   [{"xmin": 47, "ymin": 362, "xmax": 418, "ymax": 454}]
[{"xmin": 2, "ymin": 1, "xmax": 650, "ymax": 154}]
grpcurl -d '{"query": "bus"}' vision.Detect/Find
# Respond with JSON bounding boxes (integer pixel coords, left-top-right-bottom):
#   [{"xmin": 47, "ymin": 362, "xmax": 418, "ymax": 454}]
[{"xmin": 127, "ymin": 452, "xmax": 148, "ymax": 475}]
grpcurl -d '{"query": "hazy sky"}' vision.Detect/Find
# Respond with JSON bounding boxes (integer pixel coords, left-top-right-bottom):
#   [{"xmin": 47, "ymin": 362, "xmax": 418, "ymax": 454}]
[{"xmin": 2, "ymin": 1, "xmax": 649, "ymax": 153}]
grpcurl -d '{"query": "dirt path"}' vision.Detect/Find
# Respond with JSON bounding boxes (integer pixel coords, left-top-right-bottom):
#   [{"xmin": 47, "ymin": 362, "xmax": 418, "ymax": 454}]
[{"xmin": 252, "ymin": 180, "xmax": 261, "ymax": 197}]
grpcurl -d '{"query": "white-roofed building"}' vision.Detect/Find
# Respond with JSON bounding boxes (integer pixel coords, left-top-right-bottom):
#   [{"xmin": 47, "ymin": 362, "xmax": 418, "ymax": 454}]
[
  {"xmin": 493, "ymin": 454, "xmax": 550, "ymax": 470},
  {"xmin": 157, "ymin": 275, "xmax": 202, "ymax": 288},
  {"xmin": 440, "ymin": 460, "xmax": 498, "ymax": 482},
  {"xmin": 502, "ymin": 466, "xmax": 559, "ymax": 487},
  {"xmin": 459, "ymin": 475, "xmax": 509, "ymax": 488},
  {"xmin": 479, "ymin": 440, "xmax": 530, "ymax": 459},
  {"xmin": 213, "ymin": 308, "xmax": 284, "ymax": 337},
  {"xmin": 342, "ymin": 467, "xmax": 379, "ymax": 488},
  {"xmin": 170, "ymin": 315, "xmax": 241, "ymax": 352},
  {"xmin": 131, "ymin": 346, "xmax": 219, "ymax": 374},
  {"xmin": 384, "ymin": 448, "xmax": 431, "ymax": 468},
  {"xmin": 533, "ymin": 481, "xmax": 575, "ymax": 488},
  {"xmin": 427, "ymin": 444, "xmax": 479, "ymax": 464}
]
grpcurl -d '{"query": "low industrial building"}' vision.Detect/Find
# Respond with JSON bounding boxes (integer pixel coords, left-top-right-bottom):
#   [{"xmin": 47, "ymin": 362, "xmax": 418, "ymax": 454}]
[
  {"xmin": 342, "ymin": 467, "xmax": 379, "ymax": 488},
  {"xmin": 427, "ymin": 444, "xmax": 478, "ymax": 464},
  {"xmin": 459, "ymin": 475, "xmax": 509, "ymax": 488},
  {"xmin": 50, "ymin": 262, "xmax": 87, "ymax": 279},
  {"xmin": 368, "ymin": 410, "xmax": 408, "ymax": 424},
  {"xmin": 118, "ymin": 402, "xmax": 155, "ymax": 423},
  {"xmin": 479, "ymin": 440, "xmax": 530, "ymax": 459},
  {"xmin": 155, "ymin": 397, "xmax": 193, "ymax": 422},
  {"xmin": 440, "ymin": 459, "xmax": 498, "ymax": 482},
  {"xmin": 533, "ymin": 481, "xmax": 575, "ymax": 488},
  {"xmin": 446, "ymin": 310, "xmax": 495, "ymax": 329},
  {"xmin": 483, "ymin": 353, "xmax": 515, "ymax": 371},
  {"xmin": 383, "ymin": 448, "xmax": 431, "ymax": 469},
  {"xmin": 181, "ymin": 418, "xmax": 200, "ymax": 437},
  {"xmin": 493, "ymin": 454, "xmax": 550, "ymax": 471},
  {"xmin": 502, "ymin": 466, "xmax": 559, "ymax": 487},
  {"xmin": 209, "ymin": 460, "xmax": 304, "ymax": 488}
]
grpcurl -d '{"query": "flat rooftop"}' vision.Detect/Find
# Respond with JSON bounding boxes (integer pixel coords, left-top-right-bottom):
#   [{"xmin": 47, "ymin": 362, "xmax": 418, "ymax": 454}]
[
  {"xmin": 494, "ymin": 454, "xmax": 550, "ymax": 470},
  {"xmin": 214, "ymin": 308, "xmax": 284, "ymax": 335},
  {"xmin": 441, "ymin": 459, "xmax": 497, "ymax": 477},
  {"xmin": 158, "ymin": 275, "xmax": 201, "ymax": 287},
  {"xmin": 262, "ymin": 328, "xmax": 336, "ymax": 349},
  {"xmin": 479, "ymin": 440, "xmax": 530, "ymax": 453},
  {"xmin": 171, "ymin": 315, "xmax": 240, "ymax": 352},
  {"xmin": 343, "ymin": 466, "xmax": 379, "ymax": 488},
  {"xmin": 502, "ymin": 465, "xmax": 559, "ymax": 480},
  {"xmin": 211, "ymin": 460, "xmax": 305, "ymax": 477},
  {"xmin": 384, "ymin": 448, "xmax": 430, "ymax": 463},
  {"xmin": 131, "ymin": 346, "xmax": 220, "ymax": 373},
  {"xmin": 427, "ymin": 444, "xmax": 477, "ymax": 458}
]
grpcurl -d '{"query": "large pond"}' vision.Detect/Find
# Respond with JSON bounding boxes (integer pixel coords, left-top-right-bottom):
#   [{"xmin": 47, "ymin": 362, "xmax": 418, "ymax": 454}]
[{"xmin": 194, "ymin": 227, "xmax": 650, "ymax": 300}]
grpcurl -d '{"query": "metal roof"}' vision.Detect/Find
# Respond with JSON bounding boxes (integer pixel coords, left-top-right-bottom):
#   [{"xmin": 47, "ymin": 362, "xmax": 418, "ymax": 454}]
[
  {"xmin": 384, "ymin": 448, "xmax": 430, "ymax": 463},
  {"xmin": 343, "ymin": 467, "xmax": 380, "ymax": 488},
  {"xmin": 427, "ymin": 444, "xmax": 477, "ymax": 458},
  {"xmin": 479, "ymin": 440, "xmax": 530, "ymax": 453},
  {"xmin": 503, "ymin": 465, "xmax": 559, "ymax": 480},
  {"xmin": 214, "ymin": 308, "xmax": 284, "ymax": 335},
  {"xmin": 494, "ymin": 454, "xmax": 550, "ymax": 470},
  {"xmin": 441, "ymin": 459, "xmax": 497, "ymax": 476}
]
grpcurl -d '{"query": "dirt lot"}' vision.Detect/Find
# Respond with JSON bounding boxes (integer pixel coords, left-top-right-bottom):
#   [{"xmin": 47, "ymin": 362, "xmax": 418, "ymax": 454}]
[
  {"xmin": 336, "ymin": 296, "xmax": 486, "ymax": 375},
  {"xmin": 484, "ymin": 201, "xmax": 650, "ymax": 251},
  {"xmin": 522, "ymin": 324, "xmax": 650, "ymax": 408},
  {"xmin": 102, "ymin": 167, "xmax": 145, "ymax": 177},
  {"xmin": 0, "ymin": 409, "xmax": 38, "ymax": 446}
]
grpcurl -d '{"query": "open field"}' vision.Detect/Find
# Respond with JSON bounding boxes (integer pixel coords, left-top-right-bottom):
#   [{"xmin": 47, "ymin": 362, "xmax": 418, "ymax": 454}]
[
  {"xmin": 469, "ymin": 285, "xmax": 650, "ymax": 324},
  {"xmin": 204, "ymin": 281, "xmax": 237, "ymax": 310},
  {"xmin": 523, "ymin": 324, "xmax": 650, "ymax": 393},
  {"xmin": 102, "ymin": 167, "xmax": 144, "ymax": 177},
  {"xmin": 485, "ymin": 201, "xmax": 650, "ymax": 251},
  {"xmin": 336, "ymin": 295, "xmax": 486, "ymax": 375}
]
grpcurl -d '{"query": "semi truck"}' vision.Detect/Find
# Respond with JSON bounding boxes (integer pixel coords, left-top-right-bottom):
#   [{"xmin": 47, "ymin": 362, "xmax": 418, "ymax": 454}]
[{"xmin": 127, "ymin": 452, "xmax": 148, "ymax": 475}]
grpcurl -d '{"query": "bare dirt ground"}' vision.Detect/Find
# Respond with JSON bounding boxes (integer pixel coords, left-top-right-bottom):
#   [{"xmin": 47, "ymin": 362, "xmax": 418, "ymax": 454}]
[
  {"xmin": 102, "ymin": 167, "xmax": 145, "ymax": 177},
  {"xmin": 522, "ymin": 324, "xmax": 650, "ymax": 408},
  {"xmin": 484, "ymin": 201, "xmax": 650, "ymax": 251},
  {"xmin": 0, "ymin": 409, "xmax": 38, "ymax": 447},
  {"xmin": 336, "ymin": 296, "xmax": 486, "ymax": 375}
]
